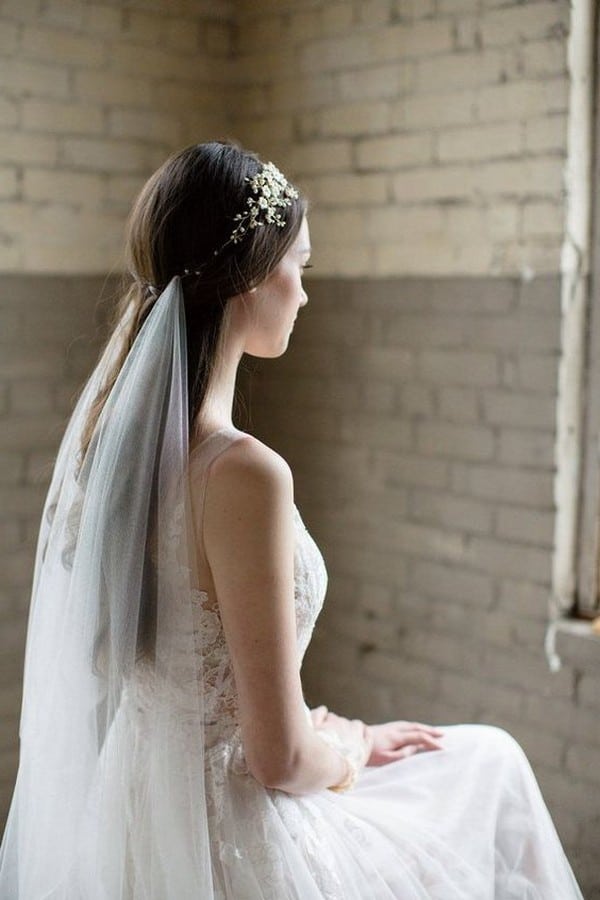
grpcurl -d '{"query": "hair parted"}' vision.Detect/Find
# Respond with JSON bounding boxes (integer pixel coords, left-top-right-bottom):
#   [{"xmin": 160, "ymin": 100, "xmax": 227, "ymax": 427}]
[{"xmin": 78, "ymin": 140, "xmax": 307, "ymax": 471}]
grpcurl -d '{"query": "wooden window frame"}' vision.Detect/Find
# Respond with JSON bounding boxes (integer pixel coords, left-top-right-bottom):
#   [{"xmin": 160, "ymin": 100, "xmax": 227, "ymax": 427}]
[{"xmin": 577, "ymin": 9, "xmax": 600, "ymax": 618}]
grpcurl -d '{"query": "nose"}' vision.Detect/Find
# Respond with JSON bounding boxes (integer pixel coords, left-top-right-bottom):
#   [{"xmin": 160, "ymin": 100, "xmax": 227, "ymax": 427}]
[{"xmin": 299, "ymin": 287, "xmax": 308, "ymax": 307}]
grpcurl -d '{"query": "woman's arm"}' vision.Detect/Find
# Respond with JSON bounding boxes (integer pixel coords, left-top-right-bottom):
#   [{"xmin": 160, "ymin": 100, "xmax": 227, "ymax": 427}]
[{"xmin": 200, "ymin": 435, "xmax": 362, "ymax": 794}]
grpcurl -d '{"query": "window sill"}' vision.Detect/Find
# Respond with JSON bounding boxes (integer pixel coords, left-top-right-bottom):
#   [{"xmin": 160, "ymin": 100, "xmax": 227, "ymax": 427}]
[{"xmin": 554, "ymin": 618, "xmax": 600, "ymax": 672}]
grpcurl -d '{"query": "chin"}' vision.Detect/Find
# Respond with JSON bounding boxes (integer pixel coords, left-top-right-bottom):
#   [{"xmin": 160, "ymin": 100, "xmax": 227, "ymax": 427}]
[
  {"xmin": 276, "ymin": 336, "xmax": 292, "ymax": 357},
  {"xmin": 245, "ymin": 328, "xmax": 292, "ymax": 358},
  {"xmin": 246, "ymin": 341, "xmax": 289, "ymax": 360}
]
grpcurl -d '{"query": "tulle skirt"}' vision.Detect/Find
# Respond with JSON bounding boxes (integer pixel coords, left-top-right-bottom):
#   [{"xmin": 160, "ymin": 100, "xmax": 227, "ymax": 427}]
[
  {"xmin": 71, "ymin": 707, "xmax": 584, "ymax": 899},
  {"xmin": 208, "ymin": 723, "xmax": 584, "ymax": 899}
]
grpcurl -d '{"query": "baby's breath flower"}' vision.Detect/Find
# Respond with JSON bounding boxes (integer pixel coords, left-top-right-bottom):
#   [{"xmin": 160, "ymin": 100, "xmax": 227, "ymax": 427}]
[{"xmin": 215, "ymin": 161, "xmax": 299, "ymax": 254}]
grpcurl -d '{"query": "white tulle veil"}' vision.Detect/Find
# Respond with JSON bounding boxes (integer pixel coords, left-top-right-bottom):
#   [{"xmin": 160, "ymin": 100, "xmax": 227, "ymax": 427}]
[{"xmin": 0, "ymin": 275, "xmax": 215, "ymax": 898}]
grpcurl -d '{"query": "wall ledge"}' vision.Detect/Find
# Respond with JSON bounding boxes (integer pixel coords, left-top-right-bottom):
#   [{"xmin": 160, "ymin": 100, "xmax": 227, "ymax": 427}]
[{"xmin": 554, "ymin": 618, "xmax": 600, "ymax": 672}]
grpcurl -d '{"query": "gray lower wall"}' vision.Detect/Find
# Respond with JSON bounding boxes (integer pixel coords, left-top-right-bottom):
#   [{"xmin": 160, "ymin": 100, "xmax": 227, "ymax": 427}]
[
  {"xmin": 1, "ymin": 274, "xmax": 599, "ymax": 896},
  {"xmin": 0, "ymin": 273, "xmax": 114, "ymax": 822}
]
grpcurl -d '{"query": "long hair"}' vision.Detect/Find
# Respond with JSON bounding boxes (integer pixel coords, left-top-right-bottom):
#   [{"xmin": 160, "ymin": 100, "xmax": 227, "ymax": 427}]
[
  {"xmin": 74, "ymin": 140, "xmax": 306, "ymax": 666},
  {"xmin": 78, "ymin": 140, "xmax": 307, "ymax": 474}
]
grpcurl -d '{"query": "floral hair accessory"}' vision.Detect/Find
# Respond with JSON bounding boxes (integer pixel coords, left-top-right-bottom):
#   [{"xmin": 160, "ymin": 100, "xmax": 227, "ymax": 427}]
[
  {"xmin": 215, "ymin": 161, "xmax": 299, "ymax": 255},
  {"xmin": 138, "ymin": 162, "xmax": 299, "ymax": 295}
]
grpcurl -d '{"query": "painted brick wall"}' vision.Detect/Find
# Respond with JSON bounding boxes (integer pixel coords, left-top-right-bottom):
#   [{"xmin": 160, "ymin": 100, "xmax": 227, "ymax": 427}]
[
  {"xmin": 228, "ymin": 2, "xmax": 599, "ymax": 894},
  {"xmin": 0, "ymin": 0, "xmax": 572, "ymax": 278},
  {"xmin": 0, "ymin": 0, "xmax": 235, "ymax": 829},
  {"xmin": 0, "ymin": 0, "xmax": 233, "ymax": 272},
  {"xmin": 0, "ymin": 272, "xmax": 115, "ymax": 824},
  {"xmin": 232, "ymin": 0, "xmax": 569, "ymax": 277},
  {"xmin": 1, "ymin": 0, "xmax": 599, "ymax": 895}
]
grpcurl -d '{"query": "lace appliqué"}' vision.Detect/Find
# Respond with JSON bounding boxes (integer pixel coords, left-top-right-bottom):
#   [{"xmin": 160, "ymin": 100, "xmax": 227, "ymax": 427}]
[
  {"xmin": 293, "ymin": 505, "xmax": 328, "ymax": 661},
  {"xmin": 192, "ymin": 590, "xmax": 241, "ymax": 749},
  {"xmin": 272, "ymin": 794, "xmax": 346, "ymax": 899}
]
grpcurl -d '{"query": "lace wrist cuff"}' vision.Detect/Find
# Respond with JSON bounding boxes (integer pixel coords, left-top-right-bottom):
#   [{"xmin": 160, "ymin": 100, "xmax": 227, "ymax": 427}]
[
  {"xmin": 328, "ymin": 754, "xmax": 358, "ymax": 793},
  {"xmin": 317, "ymin": 729, "xmax": 363, "ymax": 793}
]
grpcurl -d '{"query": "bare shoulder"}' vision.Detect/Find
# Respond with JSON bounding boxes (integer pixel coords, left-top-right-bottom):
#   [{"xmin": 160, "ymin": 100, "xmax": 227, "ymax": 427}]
[
  {"xmin": 211, "ymin": 433, "xmax": 292, "ymax": 490},
  {"xmin": 204, "ymin": 433, "xmax": 294, "ymax": 530}
]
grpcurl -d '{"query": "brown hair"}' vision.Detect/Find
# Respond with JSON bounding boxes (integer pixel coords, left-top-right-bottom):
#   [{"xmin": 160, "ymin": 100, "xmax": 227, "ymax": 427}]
[{"xmin": 79, "ymin": 140, "xmax": 307, "ymax": 472}]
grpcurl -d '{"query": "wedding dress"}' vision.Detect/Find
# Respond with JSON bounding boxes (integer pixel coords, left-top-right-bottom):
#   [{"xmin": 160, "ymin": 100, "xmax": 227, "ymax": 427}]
[{"xmin": 115, "ymin": 424, "xmax": 583, "ymax": 900}]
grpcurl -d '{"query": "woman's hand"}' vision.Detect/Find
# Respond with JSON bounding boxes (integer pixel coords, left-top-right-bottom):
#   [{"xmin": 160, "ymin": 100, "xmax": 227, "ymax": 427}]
[
  {"xmin": 316, "ymin": 711, "xmax": 445, "ymax": 766},
  {"xmin": 365, "ymin": 720, "xmax": 445, "ymax": 765},
  {"xmin": 314, "ymin": 711, "xmax": 373, "ymax": 768},
  {"xmin": 309, "ymin": 705, "xmax": 330, "ymax": 728}
]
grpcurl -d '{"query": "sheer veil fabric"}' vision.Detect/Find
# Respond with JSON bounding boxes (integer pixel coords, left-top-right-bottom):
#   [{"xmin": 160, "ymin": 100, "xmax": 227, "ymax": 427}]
[{"xmin": 0, "ymin": 275, "xmax": 215, "ymax": 898}]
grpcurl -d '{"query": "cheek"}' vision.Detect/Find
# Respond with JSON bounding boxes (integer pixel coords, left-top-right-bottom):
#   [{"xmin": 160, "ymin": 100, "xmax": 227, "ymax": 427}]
[
  {"xmin": 272, "ymin": 271, "xmax": 300, "ymax": 311},
  {"xmin": 258, "ymin": 264, "xmax": 301, "ymax": 326},
  {"xmin": 285, "ymin": 267, "xmax": 303, "ymax": 298}
]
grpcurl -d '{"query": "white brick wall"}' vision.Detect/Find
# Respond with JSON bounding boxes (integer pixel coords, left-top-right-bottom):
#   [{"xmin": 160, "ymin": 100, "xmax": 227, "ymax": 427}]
[
  {"xmin": 0, "ymin": 0, "xmax": 233, "ymax": 273},
  {"xmin": 0, "ymin": 0, "xmax": 571, "ymax": 278},
  {"xmin": 0, "ymin": 4, "xmax": 237, "ymax": 825},
  {"xmin": 233, "ymin": 0, "xmax": 569, "ymax": 277},
  {"xmin": 2, "ymin": 1, "xmax": 598, "ymax": 895}
]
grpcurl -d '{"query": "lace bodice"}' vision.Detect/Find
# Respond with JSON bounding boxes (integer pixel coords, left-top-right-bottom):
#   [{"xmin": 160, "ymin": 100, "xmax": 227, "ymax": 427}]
[{"xmin": 123, "ymin": 428, "xmax": 328, "ymax": 779}]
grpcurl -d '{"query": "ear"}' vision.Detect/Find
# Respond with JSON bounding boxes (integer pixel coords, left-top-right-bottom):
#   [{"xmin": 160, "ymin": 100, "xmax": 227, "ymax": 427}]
[{"xmin": 229, "ymin": 285, "xmax": 257, "ymax": 301}]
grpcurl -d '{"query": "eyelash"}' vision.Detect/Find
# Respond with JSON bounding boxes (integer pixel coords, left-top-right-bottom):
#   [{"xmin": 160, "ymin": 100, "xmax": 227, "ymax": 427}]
[{"xmin": 302, "ymin": 264, "xmax": 313, "ymax": 271}]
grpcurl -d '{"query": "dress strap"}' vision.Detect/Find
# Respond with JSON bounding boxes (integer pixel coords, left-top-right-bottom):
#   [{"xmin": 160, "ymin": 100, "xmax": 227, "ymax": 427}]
[{"xmin": 188, "ymin": 426, "xmax": 248, "ymax": 580}]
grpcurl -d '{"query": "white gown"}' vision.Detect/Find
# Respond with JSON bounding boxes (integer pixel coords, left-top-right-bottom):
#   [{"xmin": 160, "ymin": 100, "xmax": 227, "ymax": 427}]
[{"xmin": 118, "ymin": 428, "xmax": 584, "ymax": 899}]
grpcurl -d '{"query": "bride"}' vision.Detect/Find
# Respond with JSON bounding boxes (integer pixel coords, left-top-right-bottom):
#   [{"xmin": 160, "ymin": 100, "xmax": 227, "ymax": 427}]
[{"xmin": 0, "ymin": 140, "xmax": 584, "ymax": 898}]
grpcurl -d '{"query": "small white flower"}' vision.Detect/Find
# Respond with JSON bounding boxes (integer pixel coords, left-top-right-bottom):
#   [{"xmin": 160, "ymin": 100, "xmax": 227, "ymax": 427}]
[{"xmin": 220, "ymin": 161, "xmax": 298, "ymax": 250}]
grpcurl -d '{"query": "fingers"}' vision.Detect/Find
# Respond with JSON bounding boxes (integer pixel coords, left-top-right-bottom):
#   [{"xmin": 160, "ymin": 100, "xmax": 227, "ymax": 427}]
[
  {"xmin": 401, "ymin": 746, "xmax": 422, "ymax": 758},
  {"xmin": 395, "ymin": 722, "xmax": 445, "ymax": 740},
  {"xmin": 402, "ymin": 721, "xmax": 444, "ymax": 737},
  {"xmin": 382, "ymin": 741, "xmax": 443, "ymax": 762},
  {"xmin": 395, "ymin": 730, "xmax": 444, "ymax": 750},
  {"xmin": 424, "ymin": 725, "xmax": 444, "ymax": 737}
]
